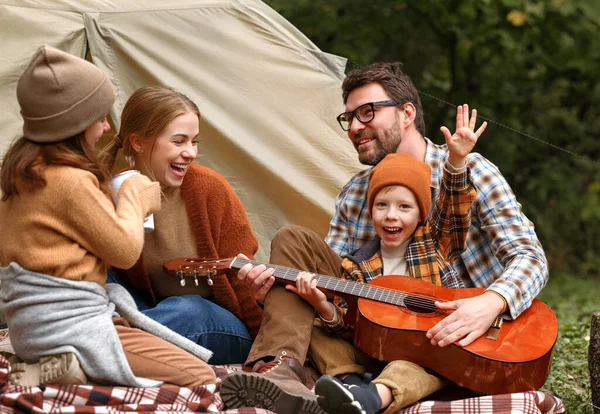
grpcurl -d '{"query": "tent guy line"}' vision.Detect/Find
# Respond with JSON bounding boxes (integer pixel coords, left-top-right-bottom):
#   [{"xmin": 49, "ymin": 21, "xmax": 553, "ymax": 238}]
[{"xmin": 419, "ymin": 90, "xmax": 599, "ymax": 166}]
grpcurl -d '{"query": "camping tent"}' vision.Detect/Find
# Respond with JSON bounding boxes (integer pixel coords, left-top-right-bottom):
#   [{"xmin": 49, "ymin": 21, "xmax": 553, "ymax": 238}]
[{"xmin": 0, "ymin": 0, "xmax": 363, "ymax": 260}]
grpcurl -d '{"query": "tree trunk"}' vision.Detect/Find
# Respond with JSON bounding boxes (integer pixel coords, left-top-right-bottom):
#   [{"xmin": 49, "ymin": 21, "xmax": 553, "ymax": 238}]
[{"xmin": 590, "ymin": 311, "xmax": 600, "ymax": 414}]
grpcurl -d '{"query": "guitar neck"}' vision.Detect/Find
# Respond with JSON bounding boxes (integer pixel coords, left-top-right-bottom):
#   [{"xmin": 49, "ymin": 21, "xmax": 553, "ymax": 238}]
[{"xmin": 231, "ymin": 257, "xmax": 410, "ymax": 307}]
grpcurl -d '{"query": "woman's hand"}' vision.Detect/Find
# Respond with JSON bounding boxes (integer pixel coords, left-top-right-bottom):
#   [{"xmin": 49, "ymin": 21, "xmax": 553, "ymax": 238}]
[{"xmin": 235, "ymin": 253, "xmax": 275, "ymax": 303}]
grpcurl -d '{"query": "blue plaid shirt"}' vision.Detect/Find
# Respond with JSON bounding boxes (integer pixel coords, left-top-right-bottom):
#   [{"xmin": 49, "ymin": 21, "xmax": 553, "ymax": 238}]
[{"xmin": 325, "ymin": 138, "xmax": 549, "ymax": 319}]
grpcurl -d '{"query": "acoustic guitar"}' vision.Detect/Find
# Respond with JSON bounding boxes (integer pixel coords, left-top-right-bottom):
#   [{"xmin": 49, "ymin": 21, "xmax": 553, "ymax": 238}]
[{"xmin": 163, "ymin": 257, "xmax": 558, "ymax": 395}]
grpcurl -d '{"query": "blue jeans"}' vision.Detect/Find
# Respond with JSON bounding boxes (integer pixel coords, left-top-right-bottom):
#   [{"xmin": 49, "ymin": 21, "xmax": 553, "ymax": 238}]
[{"xmin": 107, "ymin": 270, "xmax": 252, "ymax": 365}]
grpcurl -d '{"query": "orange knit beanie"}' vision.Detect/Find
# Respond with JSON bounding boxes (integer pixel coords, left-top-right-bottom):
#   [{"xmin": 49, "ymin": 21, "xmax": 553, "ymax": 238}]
[
  {"xmin": 368, "ymin": 153, "xmax": 432, "ymax": 222},
  {"xmin": 17, "ymin": 45, "xmax": 115, "ymax": 143}
]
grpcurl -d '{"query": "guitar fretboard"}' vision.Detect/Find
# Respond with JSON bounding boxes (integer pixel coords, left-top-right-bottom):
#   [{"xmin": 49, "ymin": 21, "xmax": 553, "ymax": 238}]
[{"xmin": 231, "ymin": 257, "xmax": 410, "ymax": 308}]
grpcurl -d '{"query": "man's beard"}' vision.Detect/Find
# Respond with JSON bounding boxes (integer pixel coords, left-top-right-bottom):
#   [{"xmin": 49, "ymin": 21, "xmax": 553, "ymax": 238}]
[{"xmin": 357, "ymin": 118, "xmax": 403, "ymax": 166}]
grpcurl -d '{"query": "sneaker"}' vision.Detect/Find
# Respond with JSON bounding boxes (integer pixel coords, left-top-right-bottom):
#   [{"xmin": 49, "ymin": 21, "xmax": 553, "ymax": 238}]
[
  {"xmin": 221, "ymin": 350, "xmax": 324, "ymax": 414},
  {"xmin": 9, "ymin": 353, "xmax": 87, "ymax": 386},
  {"xmin": 315, "ymin": 374, "xmax": 382, "ymax": 414}
]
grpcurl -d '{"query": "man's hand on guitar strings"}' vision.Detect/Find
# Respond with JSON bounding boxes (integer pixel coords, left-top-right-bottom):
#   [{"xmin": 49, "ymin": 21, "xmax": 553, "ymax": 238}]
[
  {"xmin": 426, "ymin": 292, "xmax": 506, "ymax": 347},
  {"xmin": 285, "ymin": 272, "xmax": 334, "ymax": 320},
  {"xmin": 235, "ymin": 253, "xmax": 275, "ymax": 303}
]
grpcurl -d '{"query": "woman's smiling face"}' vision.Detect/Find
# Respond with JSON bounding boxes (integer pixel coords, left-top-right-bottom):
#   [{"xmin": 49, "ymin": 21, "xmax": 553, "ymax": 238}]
[{"xmin": 134, "ymin": 111, "xmax": 199, "ymax": 188}]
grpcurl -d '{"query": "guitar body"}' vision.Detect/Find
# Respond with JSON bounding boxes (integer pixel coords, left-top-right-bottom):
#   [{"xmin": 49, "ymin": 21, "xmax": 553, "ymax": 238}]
[{"xmin": 351, "ymin": 276, "xmax": 558, "ymax": 395}]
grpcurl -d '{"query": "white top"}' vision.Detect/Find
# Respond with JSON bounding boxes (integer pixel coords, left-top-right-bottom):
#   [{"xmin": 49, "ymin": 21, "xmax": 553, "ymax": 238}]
[{"xmin": 380, "ymin": 239, "xmax": 410, "ymax": 276}]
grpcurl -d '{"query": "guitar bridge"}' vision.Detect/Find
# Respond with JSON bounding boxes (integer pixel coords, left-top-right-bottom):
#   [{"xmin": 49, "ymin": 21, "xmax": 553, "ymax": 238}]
[{"xmin": 485, "ymin": 317, "xmax": 504, "ymax": 340}]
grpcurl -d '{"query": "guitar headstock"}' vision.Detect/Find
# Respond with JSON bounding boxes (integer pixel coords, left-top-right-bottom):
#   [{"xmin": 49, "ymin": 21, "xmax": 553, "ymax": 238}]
[{"xmin": 162, "ymin": 257, "xmax": 235, "ymax": 287}]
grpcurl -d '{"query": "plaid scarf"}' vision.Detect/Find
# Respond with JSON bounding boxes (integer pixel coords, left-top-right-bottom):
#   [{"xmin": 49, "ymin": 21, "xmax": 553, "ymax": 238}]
[{"xmin": 340, "ymin": 223, "xmax": 463, "ymax": 289}]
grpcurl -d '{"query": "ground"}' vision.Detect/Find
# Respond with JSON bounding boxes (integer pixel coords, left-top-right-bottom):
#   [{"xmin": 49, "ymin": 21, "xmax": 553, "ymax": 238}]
[{"xmin": 538, "ymin": 270, "xmax": 599, "ymax": 413}]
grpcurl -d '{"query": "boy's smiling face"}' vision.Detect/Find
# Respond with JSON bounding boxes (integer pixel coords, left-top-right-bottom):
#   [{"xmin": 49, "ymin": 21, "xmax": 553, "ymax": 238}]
[{"xmin": 371, "ymin": 185, "xmax": 421, "ymax": 249}]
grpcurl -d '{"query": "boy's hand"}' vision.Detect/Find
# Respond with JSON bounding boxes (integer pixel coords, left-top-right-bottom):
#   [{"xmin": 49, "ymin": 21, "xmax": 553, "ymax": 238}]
[
  {"xmin": 286, "ymin": 271, "xmax": 332, "ymax": 318},
  {"xmin": 440, "ymin": 104, "xmax": 487, "ymax": 168}
]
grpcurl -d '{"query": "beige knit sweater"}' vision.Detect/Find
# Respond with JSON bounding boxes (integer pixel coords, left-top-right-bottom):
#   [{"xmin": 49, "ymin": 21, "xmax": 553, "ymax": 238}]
[
  {"xmin": 116, "ymin": 164, "xmax": 264, "ymax": 337},
  {"xmin": 0, "ymin": 165, "xmax": 160, "ymax": 287}
]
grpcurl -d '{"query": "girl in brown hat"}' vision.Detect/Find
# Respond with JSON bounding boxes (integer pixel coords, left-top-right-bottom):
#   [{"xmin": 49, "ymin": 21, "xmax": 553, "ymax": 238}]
[
  {"xmin": 102, "ymin": 85, "xmax": 262, "ymax": 364},
  {"xmin": 0, "ymin": 45, "xmax": 216, "ymax": 387}
]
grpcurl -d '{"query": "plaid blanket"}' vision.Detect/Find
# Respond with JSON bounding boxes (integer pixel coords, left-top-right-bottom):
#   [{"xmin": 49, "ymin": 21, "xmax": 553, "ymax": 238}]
[{"xmin": 0, "ymin": 355, "xmax": 564, "ymax": 413}]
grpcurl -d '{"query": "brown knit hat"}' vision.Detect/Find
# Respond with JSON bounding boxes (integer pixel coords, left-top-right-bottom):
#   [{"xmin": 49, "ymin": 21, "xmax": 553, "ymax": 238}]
[
  {"xmin": 368, "ymin": 153, "xmax": 432, "ymax": 222},
  {"xmin": 17, "ymin": 45, "xmax": 115, "ymax": 143}
]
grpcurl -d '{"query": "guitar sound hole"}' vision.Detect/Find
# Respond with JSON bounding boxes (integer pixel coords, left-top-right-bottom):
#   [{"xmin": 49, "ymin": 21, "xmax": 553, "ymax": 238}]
[{"xmin": 404, "ymin": 295, "xmax": 436, "ymax": 314}]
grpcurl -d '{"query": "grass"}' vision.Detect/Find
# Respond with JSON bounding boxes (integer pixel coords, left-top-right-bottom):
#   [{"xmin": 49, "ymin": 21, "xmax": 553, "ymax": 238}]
[{"xmin": 538, "ymin": 271, "xmax": 599, "ymax": 413}]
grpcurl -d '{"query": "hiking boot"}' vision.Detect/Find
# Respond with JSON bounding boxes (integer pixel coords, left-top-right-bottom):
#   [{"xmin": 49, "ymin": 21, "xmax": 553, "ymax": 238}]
[
  {"xmin": 221, "ymin": 350, "xmax": 324, "ymax": 414},
  {"xmin": 315, "ymin": 374, "xmax": 382, "ymax": 414},
  {"xmin": 9, "ymin": 353, "xmax": 87, "ymax": 386}
]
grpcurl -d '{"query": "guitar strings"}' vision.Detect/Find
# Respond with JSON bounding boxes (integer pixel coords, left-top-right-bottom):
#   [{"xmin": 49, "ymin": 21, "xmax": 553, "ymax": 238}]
[
  {"xmin": 310, "ymin": 273, "xmax": 442, "ymax": 312},
  {"xmin": 236, "ymin": 258, "xmax": 445, "ymax": 312},
  {"xmin": 181, "ymin": 258, "xmax": 446, "ymax": 311}
]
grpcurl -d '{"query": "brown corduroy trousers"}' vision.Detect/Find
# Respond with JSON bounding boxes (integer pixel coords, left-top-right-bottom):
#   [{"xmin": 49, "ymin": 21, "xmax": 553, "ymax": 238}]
[
  {"xmin": 114, "ymin": 317, "xmax": 216, "ymax": 386},
  {"xmin": 245, "ymin": 225, "xmax": 447, "ymax": 411}
]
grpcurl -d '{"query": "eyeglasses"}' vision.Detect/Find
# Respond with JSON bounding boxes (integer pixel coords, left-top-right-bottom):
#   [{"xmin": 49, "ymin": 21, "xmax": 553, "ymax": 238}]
[{"xmin": 336, "ymin": 100, "xmax": 399, "ymax": 131}]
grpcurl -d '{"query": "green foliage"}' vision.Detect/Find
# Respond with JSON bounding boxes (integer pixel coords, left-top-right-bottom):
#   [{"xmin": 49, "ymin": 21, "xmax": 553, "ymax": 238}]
[{"xmin": 265, "ymin": 0, "xmax": 600, "ymax": 275}]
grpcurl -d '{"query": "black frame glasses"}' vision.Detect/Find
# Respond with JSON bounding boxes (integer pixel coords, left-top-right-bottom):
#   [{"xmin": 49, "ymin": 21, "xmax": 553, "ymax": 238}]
[{"xmin": 336, "ymin": 100, "xmax": 399, "ymax": 131}]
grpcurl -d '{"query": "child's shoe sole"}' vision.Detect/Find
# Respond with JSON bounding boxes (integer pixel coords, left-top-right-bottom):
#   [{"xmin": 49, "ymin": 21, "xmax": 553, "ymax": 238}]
[{"xmin": 315, "ymin": 375, "xmax": 365, "ymax": 414}]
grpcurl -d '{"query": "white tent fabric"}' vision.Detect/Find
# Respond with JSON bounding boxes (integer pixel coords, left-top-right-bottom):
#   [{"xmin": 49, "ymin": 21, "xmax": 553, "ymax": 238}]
[{"xmin": 0, "ymin": 0, "xmax": 364, "ymax": 261}]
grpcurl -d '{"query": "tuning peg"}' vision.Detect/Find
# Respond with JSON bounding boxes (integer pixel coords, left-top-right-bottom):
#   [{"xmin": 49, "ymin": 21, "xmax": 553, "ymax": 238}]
[
  {"xmin": 193, "ymin": 271, "xmax": 199, "ymax": 286},
  {"xmin": 207, "ymin": 274, "xmax": 213, "ymax": 286},
  {"xmin": 176, "ymin": 270, "xmax": 186, "ymax": 287}
]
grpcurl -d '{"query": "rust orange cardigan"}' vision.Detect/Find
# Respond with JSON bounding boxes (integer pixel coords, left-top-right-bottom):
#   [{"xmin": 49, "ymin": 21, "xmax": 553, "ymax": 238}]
[{"xmin": 115, "ymin": 164, "xmax": 263, "ymax": 337}]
